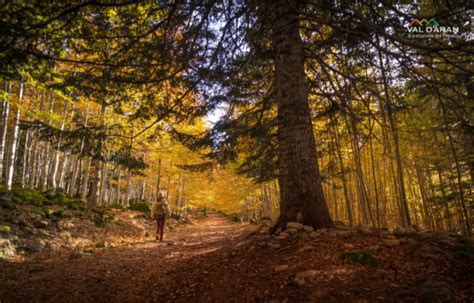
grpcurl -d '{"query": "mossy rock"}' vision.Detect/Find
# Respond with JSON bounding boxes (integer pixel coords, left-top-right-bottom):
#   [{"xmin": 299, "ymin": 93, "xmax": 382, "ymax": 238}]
[
  {"xmin": 127, "ymin": 202, "xmax": 151, "ymax": 213},
  {"xmin": 12, "ymin": 189, "xmax": 46, "ymax": 205},
  {"xmin": 343, "ymin": 249, "xmax": 380, "ymax": 268},
  {"xmin": 0, "ymin": 225, "xmax": 11, "ymax": 234}
]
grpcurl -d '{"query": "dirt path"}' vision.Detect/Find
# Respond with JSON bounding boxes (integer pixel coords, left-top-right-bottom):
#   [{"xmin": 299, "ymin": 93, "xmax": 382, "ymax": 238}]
[
  {"xmin": 1, "ymin": 214, "xmax": 473, "ymax": 302},
  {"xmin": 1, "ymin": 213, "xmax": 255, "ymax": 303}
]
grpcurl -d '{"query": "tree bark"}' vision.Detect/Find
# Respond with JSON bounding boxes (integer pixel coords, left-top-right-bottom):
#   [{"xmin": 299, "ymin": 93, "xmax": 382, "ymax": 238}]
[{"xmin": 269, "ymin": 0, "xmax": 332, "ymax": 230}]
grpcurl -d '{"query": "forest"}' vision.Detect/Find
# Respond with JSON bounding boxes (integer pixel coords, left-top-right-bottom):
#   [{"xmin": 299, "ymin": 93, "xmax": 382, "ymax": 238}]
[{"xmin": 0, "ymin": 1, "xmax": 472, "ymax": 302}]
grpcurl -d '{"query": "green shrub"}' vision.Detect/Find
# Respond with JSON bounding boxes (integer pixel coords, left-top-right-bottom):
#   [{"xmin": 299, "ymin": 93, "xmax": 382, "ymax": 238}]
[
  {"xmin": 12, "ymin": 188, "xmax": 46, "ymax": 205},
  {"xmin": 343, "ymin": 250, "xmax": 380, "ymax": 268},
  {"xmin": 128, "ymin": 202, "xmax": 151, "ymax": 213},
  {"xmin": 110, "ymin": 203, "xmax": 124, "ymax": 210}
]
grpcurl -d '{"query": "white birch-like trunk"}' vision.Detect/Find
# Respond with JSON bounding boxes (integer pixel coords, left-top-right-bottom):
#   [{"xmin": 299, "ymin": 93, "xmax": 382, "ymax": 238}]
[{"xmin": 6, "ymin": 82, "xmax": 23, "ymax": 190}]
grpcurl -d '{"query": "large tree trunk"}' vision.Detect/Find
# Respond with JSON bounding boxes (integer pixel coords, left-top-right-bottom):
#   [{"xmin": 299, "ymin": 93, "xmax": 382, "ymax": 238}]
[{"xmin": 269, "ymin": 0, "xmax": 332, "ymax": 230}]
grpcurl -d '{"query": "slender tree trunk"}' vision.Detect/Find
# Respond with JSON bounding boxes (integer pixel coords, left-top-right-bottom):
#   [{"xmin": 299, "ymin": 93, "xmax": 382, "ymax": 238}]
[
  {"xmin": 6, "ymin": 83, "xmax": 23, "ymax": 190},
  {"xmin": 269, "ymin": 0, "xmax": 332, "ymax": 230},
  {"xmin": 0, "ymin": 82, "xmax": 11, "ymax": 182}
]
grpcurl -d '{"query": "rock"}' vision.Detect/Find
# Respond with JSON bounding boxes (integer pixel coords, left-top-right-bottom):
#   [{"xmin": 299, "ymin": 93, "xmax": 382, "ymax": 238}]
[
  {"xmin": 393, "ymin": 226, "xmax": 407, "ymax": 236},
  {"xmin": 95, "ymin": 241, "xmax": 109, "ymax": 248},
  {"xmin": 268, "ymin": 242, "xmax": 281, "ymax": 249},
  {"xmin": 343, "ymin": 250, "xmax": 380, "ymax": 267},
  {"xmin": 319, "ymin": 228, "xmax": 327, "ymax": 234},
  {"xmin": 344, "ymin": 243, "xmax": 354, "ymax": 250},
  {"xmin": 303, "ymin": 225, "xmax": 314, "ymax": 232},
  {"xmin": 295, "ymin": 270, "xmax": 317, "ymax": 280},
  {"xmin": 286, "ymin": 222, "xmax": 303, "ymax": 230},
  {"xmin": 309, "ymin": 231, "xmax": 319, "ymax": 239},
  {"xmin": 406, "ymin": 238, "xmax": 418, "ymax": 246},
  {"xmin": 274, "ymin": 227, "xmax": 282, "ymax": 235},
  {"xmin": 275, "ymin": 235, "xmax": 288, "ymax": 240},
  {"xmin": 356, "ymin": 225, "xmax": 372, "ymax": 235},
  {"xmin": 274, "ymin": 265, "xmax": 289, "ymax": 272},
  {"xmin": 285, "ymin": 228, "xmax": 298, "ymax": 235},
  {"xmin": 29, "ymin": 264, "xmax": 44, "ymax": 273},
  {"xmin": 383, "ymin": 239, "xmax": 400, "ymax": 247},
  {"xmin": 0, "ymin": 225, "xmax": 11, "ymax": 235},
  {"xmin": 0, "ymin": 238, "xmax": 16, "ymax": 259},
  {"xmin": 18, "ymin": 239, "xmax": 46, "ymax": 253},
  {"xmin": 334, "ymin": 230, "xmax": 354, "ymax": 238},
  {"xmin": 293, "ymin": 277, "xmax": 306, "ymax": 287},
  {"xmin": 335, "ymin": 224, "xmax": 349, "ymax": 231},
  {"xmin": 420, "ymin": 277, "xmax": 455, "ymax": 303},
  {"xmin": 405, "ymin": 226, "xmax": 416, "ymax": 234},
  {"xmin": 83, "ymin": 247, "xmax": 95, "ymax": 254},
  {"xmin": 33, "ymin": 220, "xmax": 49, "ymax": 229},
  {"xmin": 298, "ymin": 233, "xmax": 310, "ymax": 241},
  {"xmin": 411, "ymin": 224, "xmax": 421, "ymax": 232},
  {"xmin": 386, "ymin": 234, "xmax": 396, "ymax": 240},
  {"xmin": 57, "ymin": 220, "xmax": 74, "ymax": 229}
]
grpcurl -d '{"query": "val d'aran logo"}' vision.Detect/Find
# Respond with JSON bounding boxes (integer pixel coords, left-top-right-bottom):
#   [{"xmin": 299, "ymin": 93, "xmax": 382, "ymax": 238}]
[{"xmin": 405, "ymin": 17, "xmax": 460, "ymax": 37}]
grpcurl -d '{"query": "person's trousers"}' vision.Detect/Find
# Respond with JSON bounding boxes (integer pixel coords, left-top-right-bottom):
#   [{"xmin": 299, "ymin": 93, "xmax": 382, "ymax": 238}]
[{"xmin": 156, "ymin": 216, "xmax": 166, "ymax": 239}]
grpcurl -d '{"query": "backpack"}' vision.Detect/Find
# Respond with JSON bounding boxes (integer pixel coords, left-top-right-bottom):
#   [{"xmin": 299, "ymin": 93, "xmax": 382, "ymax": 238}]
[{"xmin": 152, "ymin": 202, "xmax": 167, "ymax": 219}]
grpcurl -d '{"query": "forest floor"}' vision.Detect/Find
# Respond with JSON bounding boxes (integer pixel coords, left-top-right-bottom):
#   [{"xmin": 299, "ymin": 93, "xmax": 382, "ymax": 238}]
[{"xmin": 1, "ymin": 212, "xmax": 474, "ymax": 303}]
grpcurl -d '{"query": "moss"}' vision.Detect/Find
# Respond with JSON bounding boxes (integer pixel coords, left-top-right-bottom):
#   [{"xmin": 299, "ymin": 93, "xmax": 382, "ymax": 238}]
[
  {"xmin": 343, "ymin": 249, "xmax": 380, "ymax": 268},
  {"xmin": 128, "ymin": 202, "xmax": 151, "ymax": 213},
  {"xmin": 12, "ymin": 188, "xmax": 46, "ymax": 205},
  {"xmin": 0, "ymin": 225, "xmax": 11, "ymax": 234}
]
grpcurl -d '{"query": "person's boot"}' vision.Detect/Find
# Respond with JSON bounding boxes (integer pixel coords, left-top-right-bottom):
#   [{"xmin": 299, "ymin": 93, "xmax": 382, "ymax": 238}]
[{"xmin": 160, "ymin": 234, "xmax": 163, "ymax": 241}]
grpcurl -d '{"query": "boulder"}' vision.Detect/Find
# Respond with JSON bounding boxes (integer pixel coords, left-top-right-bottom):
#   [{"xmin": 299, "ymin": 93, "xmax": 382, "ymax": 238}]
[
  {"xmin": 383, "ymin": 239, "xmax": 400, "ymax": 247},
  {"xmin": 393, "ymin": 226, "xmax": 407, "ymax": 236},
  {"xmin": 309, "ymin": 232, "xmax": 319, "ymax": 239},
  {"xmin": 319, "ymin": 228, "xmax": 327, "ymax": 234},
  {"xmin": 303, "ymin": 225, "xmax": 314, "ymax": 232},
  {"xmin": 0, "ymin": 238, "xmax": 15, "ymax": 259},
  {"xmin": 274, "ymin": 265, "xmax": 289, "ymax": 272},
  {"xmin": 286, "ymin": 222, "xmax": 303, "ymax": 230}
]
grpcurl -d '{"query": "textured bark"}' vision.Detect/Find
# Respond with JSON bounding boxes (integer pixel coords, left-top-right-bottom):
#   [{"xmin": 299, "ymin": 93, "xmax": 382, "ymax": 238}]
[{"xmin": 269, "ymin": 0, "xmax": 332, "ymax": 230}]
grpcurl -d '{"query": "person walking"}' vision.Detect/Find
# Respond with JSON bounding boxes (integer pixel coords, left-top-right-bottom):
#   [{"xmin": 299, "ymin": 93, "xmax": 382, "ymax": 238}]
[{"xmin": 151, "ymin": 192, "xmax": 170, "ymax": 241}]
